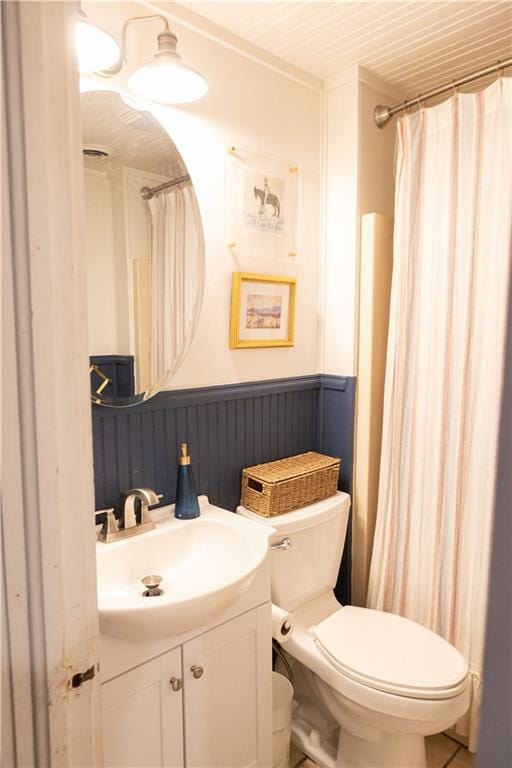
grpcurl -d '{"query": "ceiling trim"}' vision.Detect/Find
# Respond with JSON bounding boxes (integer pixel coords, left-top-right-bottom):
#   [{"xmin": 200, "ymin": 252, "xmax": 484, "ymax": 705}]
[
  {"xmin": 326, "ymin": 64, "xmax": 405, "ymax": 100},
  {"xmin": 140, "ymin": 0, "xmax": 325, "ymax": 93}
]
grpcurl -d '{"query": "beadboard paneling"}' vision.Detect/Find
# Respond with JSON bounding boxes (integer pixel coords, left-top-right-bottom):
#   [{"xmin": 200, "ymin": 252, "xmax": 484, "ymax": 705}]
[
  {"xmin": 92, "ymin": 376, "xmax": 320, "ymax": 512},
  {"xmin": 319, "ymin": 375, "xmax": 356, "ymax": 495},
  {"xmin": 188, "ymin": 2, "xmax": 512, "ymax": 94},
  {"xmin": 319, "ymin": 375, "xmax": 357, "ymax": 603},
  {"xmin": 92, "ymin": 374, "xmax": 356, "ymax": 601}
]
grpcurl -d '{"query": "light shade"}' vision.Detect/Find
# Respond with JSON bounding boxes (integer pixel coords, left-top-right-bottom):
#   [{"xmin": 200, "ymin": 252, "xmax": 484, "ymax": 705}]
[
  {"xmin": 75, "ymin": 21, "xmax": 120, "ymax": 73},
  {"xmin": 128, "ymin": 58, "xmax": 208, "ymax": 105}
]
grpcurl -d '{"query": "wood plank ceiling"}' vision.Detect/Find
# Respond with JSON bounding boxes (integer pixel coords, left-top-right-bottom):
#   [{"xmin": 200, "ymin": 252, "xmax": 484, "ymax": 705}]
[
  {"xmin": 182, "ymin": 1, "xmax": 512, "ymax": 93},
  {"xmin": 81, "ymin": 90, "xmax": 187, "ymax": 178}
]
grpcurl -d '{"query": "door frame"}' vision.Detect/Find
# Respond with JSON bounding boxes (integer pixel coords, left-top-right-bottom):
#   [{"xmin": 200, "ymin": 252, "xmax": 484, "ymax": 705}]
[{"xmin": 2, "ymin": 1, "xmax": 102, "ymax": 764}]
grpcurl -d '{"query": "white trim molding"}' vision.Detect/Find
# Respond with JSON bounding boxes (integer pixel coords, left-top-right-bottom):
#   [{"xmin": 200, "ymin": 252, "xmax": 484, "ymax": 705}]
[
  {"xmin": 326, "ymin": 64, "xmax": 404, "ymax": 100},
  {"xmin": 141, "ymin": 0, "xmax": 324, "ymax": 93},
  {"xmin": 2, "ymin": 2, "xmax": 102, "ymax": 765}
]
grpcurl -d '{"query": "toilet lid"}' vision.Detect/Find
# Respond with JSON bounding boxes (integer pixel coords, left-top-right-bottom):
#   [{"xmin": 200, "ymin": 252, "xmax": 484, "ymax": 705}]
[{"xmin": 312, "ymin": 607, "xmax": 468, "ymax": 700}]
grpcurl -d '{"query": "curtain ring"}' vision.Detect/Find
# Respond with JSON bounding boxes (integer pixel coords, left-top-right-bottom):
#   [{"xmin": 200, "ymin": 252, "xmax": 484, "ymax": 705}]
[{"xmin": 416, "ymin": 94, "xmax": 428, "ymax": 115}]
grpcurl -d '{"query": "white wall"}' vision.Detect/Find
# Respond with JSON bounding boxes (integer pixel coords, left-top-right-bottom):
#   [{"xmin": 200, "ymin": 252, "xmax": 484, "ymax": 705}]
[
  {"xmin": 322, "ymin": 66, "xmax": 402, "ymax": 377},
  {"xmin": 84, "ymin": 169, "xmax": 118, "ymax": 355},
  {"xmin": 82, "ymin": 6, "xmax": 402, "ymax": 392},
  {"xmin": 322, "ymin": 74, "xmax": 360, "ymax": 377},
  {"xmin": 321, "ymin": 67, "xmax": 402, "ymax": 603},
  {"xmin": 83, "ymin": 1, "xmax": 323, "ymax": 390},
  {"xmin": 359, "ymin": 76, "xmax": 399, "ymax": 219}
]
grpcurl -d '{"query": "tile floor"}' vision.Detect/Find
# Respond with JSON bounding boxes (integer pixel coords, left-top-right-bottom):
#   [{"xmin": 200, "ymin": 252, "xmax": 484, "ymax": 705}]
[{"xmin": 289, "ymin": 733, "xmax": 473, "ymax": 768}]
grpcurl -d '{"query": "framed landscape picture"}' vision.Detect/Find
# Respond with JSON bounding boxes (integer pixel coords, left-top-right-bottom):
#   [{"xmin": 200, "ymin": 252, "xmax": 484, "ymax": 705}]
[{"xmin": 230, "ymin": 272, "xmax": 296, "ymax": 349}]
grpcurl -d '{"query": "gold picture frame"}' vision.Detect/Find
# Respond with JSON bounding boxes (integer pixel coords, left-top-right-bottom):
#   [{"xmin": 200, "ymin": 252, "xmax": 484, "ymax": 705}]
[{"xmin": 230, "ymin": 272, "xmax": 297, "ymax": 349}]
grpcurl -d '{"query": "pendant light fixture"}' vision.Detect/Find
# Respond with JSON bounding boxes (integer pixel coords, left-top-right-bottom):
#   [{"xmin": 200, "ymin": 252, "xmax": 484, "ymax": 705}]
[
  {"xmin": 128, "ymin": 23, "xmax": 208, "ymax": 105},
  {"xmin": 77, "ymin": 12, "xmax": 208, "ymax": 106},
  {"xmin": 75, "ymin": 11, "xmax": 121, "ymax": 74}
]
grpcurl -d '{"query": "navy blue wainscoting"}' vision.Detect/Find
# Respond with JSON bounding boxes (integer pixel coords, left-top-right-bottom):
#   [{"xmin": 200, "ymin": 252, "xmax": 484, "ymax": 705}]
[
  {"xmin": 318, "ymin": 375, "xmax": 356, "ymax": 603},
  {"xmin": 92, "ymin": 374, "xmax": 356, "ymax": 602}
]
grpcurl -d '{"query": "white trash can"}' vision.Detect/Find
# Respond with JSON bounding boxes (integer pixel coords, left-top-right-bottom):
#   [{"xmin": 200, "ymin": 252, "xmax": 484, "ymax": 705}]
[{"xmin": 272, "ymin": 671, "xmax": 294, "ymax": 768}]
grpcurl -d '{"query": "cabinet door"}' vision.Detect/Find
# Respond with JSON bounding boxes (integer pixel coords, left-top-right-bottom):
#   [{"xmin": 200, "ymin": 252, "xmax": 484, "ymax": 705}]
[
  {"xmin": 183, "ymin": 605, "xmax": 272, "ymax": 768},
  {"xmin": 161, "ymin": 649, "xmax": 185, "ymax": 767},
  {"xmin": 101, "ymin": 648, "xmax": 184, "ymax": 768}
]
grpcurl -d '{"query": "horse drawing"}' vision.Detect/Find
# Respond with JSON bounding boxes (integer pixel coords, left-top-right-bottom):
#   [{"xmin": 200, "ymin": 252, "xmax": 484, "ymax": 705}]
[
  {"xmin": 253, "ymin": 186, "xmax": 281, "ymax": 217},
  {"xmin": 254, "ymin": 187, "xmax": 266, "ymax": 214},
  {"xmin": 266, "ymin": 193, "xmax": 280, "ymax": 217}
]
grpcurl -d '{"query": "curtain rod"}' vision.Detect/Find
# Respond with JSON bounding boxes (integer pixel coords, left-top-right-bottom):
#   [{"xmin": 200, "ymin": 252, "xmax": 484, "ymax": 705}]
[
  {"xmin": 140, "ymin": 174, "xmax": 191, "ymax": 200},
  {"xmin": 375, "ymin": 57, "xmax": 512, "ymax": 128}
]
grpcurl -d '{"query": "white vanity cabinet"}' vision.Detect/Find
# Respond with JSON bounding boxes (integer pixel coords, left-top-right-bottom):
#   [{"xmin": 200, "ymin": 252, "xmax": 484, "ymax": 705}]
[
  {"xmin": 102, "ymin": 647, "xmax": 184, "ymax": 768},
  {"xmin": 183, "ymin": 606, "xmax": 270, "ymax": 767},
  {"xmin": 101, "ymin": 605, "xmax": 272, "ymax": 768}
]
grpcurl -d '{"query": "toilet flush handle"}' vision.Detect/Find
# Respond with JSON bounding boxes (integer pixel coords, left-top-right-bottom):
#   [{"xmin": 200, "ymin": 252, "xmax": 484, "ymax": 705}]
[{"xmin": 270, "ymin": 537, "xmax": 292, "ymax": 551}]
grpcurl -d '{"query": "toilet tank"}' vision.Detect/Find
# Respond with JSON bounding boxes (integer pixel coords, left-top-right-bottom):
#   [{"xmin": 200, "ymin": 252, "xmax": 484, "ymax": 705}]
[{"xmin": 237, "ymin": 491, "xmax": 350, "ymax": 612}]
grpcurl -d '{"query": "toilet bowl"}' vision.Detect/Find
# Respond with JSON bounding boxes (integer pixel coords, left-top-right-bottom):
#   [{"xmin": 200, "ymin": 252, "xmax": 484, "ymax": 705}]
[{"xmin": 237, "ymin": 493, "xmax": 470, "ymax": 768}]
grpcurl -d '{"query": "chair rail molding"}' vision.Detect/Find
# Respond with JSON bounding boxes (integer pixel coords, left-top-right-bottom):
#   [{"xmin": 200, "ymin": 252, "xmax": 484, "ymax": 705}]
[{"xmin": 2, "ymin": 2, "xmax": 101, "ymax": 765}]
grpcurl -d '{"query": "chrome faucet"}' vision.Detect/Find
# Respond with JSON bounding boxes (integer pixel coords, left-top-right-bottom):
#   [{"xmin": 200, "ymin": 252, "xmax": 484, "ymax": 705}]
[{"xmin": 97, "ymin": 487, "xmax": 161, "ymax": 543}]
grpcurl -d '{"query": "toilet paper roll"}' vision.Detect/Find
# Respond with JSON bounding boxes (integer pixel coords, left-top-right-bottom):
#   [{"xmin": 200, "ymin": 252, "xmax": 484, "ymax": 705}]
[{"xmin": 271, "ymin": 604, "xmax": 294, "ymax": 644}]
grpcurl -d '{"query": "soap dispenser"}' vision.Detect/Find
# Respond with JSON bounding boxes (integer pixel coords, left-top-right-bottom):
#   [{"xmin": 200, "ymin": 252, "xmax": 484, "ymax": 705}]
[{"xmin": 174, "ymin": 443, "xmax": 201, "ymax": 519}]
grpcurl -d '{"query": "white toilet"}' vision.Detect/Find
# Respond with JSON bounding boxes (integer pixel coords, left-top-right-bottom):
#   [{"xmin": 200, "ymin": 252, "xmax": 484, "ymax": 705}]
[{"xmin": 237, "ymin": 492, "xmax": 470, "ymax": 768}]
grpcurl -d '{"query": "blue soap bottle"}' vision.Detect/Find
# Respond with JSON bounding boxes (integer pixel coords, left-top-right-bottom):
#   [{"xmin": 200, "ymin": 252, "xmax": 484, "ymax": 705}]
[{"xmin": 175, "ymin": 443, "xmax": 201, "ymax": 519}]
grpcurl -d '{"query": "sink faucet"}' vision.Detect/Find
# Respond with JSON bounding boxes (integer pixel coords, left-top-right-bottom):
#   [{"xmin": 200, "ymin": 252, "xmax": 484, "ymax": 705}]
[
  {"xmin": 97, "ymin": 487, "xmax": 161, "ymax": 543},
  {"xmin": 121, "ymin": 488, "xmax": 160, "ymax": 530}
]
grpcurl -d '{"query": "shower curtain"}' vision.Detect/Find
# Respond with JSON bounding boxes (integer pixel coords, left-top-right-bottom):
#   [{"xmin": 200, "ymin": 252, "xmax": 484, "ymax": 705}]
[
  {"xmin": 146, "ymin": 182, "xmax": 204, "ymax": 394},
  {"xmin": 367, "ymin": 78, "xmax": 512, "ymax": 750}
]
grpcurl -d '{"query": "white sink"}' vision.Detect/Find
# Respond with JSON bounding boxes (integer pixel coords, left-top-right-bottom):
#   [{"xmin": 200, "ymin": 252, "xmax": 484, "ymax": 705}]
[{"xmin": 96, "ymin": 498, "xmax": 271, "ymax": 640}]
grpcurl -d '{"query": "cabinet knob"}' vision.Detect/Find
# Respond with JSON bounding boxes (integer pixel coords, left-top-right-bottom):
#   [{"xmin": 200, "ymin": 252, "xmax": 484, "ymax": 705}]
[
  {"xmin": 169, "ymin": 676, "xmax": 183, "ymax": 692},
  {"xmin": 190, "ymin": 665, "xmax": 204, "ymax": 679}
]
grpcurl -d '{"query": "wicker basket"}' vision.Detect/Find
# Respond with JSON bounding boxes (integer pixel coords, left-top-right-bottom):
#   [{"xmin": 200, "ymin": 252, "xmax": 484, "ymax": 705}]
[{"xmin": 241, "ymin": 451, "xmax": 340, "ymax": 517}]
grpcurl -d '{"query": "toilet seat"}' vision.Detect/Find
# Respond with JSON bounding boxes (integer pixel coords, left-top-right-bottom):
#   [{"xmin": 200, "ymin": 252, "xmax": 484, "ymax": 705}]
[{"xmin": 312, "ymin": 606, "xmax": 468, "ymax": 700}]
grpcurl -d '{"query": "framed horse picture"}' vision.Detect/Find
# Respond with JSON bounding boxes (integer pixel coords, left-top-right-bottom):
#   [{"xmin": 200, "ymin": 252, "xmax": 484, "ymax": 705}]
[
  {"xmin": 230, "ymin": 272, "xmax": 297, "ymax": 349},
  {"xmin": 243, "ymin": 170, "xmax": 284, "ymax": 234},
  {"xmin": 225, "ymin": 146, "xmax": 299, "ymax": 262}
]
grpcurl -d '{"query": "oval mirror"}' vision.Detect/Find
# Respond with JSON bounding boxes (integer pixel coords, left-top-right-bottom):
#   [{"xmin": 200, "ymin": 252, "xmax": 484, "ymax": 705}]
[{"xmin": 81, "ymin": 90, "xmax": 204, "ymax": 407}]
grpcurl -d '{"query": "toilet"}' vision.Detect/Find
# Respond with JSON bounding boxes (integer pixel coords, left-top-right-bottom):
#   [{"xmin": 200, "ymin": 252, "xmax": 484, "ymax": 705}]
[{"xmin": 237, "ymin": 492, "xmax": 470, "ymax": 768}]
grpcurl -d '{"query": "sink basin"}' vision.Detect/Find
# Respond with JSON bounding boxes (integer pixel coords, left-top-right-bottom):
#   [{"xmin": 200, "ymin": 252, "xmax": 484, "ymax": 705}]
[{"xmin": 96, "ymin": 498, "xmax": 271, "ymax": 640}]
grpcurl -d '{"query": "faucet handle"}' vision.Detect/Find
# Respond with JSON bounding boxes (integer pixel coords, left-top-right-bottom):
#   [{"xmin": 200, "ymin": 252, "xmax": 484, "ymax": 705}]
[
  {"xmin": 140, "ymin": 502, "xmax": 153, "ymax": 525},
  {"xmin": 140, "ymin": 493, "xmax": 164, "ymax": 524},
  {"xmin": 98, "ymin": 509, "xmax": 119, "ymax": 542},
  {"xmin": 140, "ymin": 488, "xmax": 161, "ymax": 506},
  {"xmin": 138, "ymin": 488, "xmax": 161, "ymax": 524}
]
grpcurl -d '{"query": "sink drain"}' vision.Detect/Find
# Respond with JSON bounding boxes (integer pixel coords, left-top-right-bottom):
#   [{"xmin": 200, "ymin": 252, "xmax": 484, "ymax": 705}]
[{"xmin": 141, "ymin": 575, "xmax": 164, "ymax": 597}]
